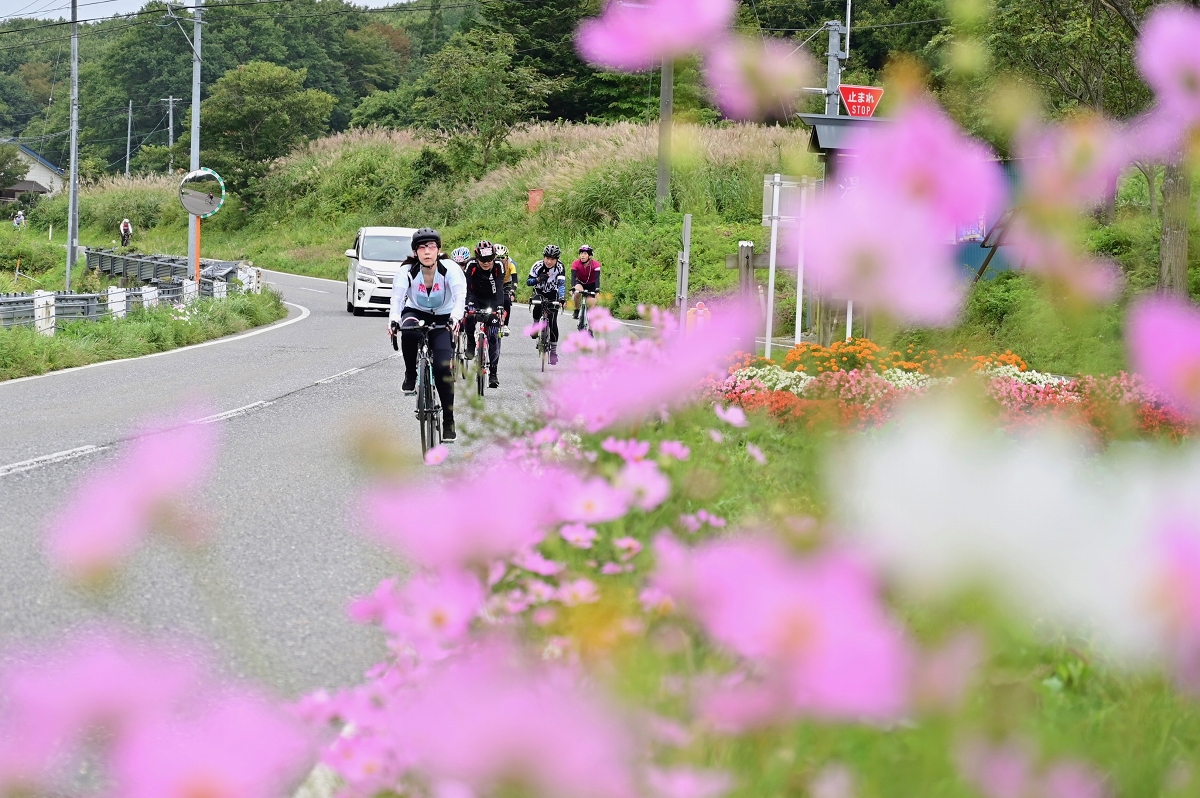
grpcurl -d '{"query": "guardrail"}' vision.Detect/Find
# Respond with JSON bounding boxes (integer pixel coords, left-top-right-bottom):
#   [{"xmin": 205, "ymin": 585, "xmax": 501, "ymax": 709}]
[{"xmin": 1, "ymin": 249, "xmax": 261, "ymax": 335}]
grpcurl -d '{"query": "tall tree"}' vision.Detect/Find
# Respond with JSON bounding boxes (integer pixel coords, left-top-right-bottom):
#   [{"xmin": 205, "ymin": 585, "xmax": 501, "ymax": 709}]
[
  {"xmin": 412, "ymin": 29, "xmax": 556, "ymax": 168},
  {"xmin": 0, "ymin": 143, "xmax": 29, "ymax": 190},
  {"xmin": 197, "ymin": 61, "xmax": 336, "ymax": 190}
]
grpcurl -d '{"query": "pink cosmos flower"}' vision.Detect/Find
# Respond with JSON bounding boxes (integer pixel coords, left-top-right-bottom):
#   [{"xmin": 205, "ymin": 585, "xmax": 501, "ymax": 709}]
[
  {"xmin": 366, "ymin": 467, "xmax": 567, "ymax": 568},
  {"xmin": 1137, "ymin": 5, "xmax": 1200, "ymax": 135},
  {"xmin": 523, "ymin": 320, "xmax": 548, "ymax": 337},
  {"xmin": 793, "ymin": 189, "xmax": 964, "ymax": 326},
  {"xmin": 559, "ymin": 577, "xmax": 601, "ymax": 606},
  {"xmin": 601, "ymin": 562, "xmax": 634, "ymax": 575},
  {"xmin": 533, "ymin": 606, "xmax": 558, "ymax": 626},
  {"xmin": 1003, "ymin": 220, "xmax": 1122, "ymax": 302},
  {"xmin": 45, "ymin": 417, "xmax": 217, "ymax": 582},
  {"xmin": 424, "ymin": 445, "xmax": 450, "ymax": 466},
  {"xmin": 613, "ymin": 536, "xmax": 644, "ymax": 561},
  {"xmin": 1154, "ymin": 519, "xmax": 1200, "ymax": 691},
  {"xmin": 645, "ymin": 766, "xmax": 734, "ymax": 798},
  {"xmin": 1127, "ymin": 295, "xmax": 1200, "ymax": 417},
  {"xmin": 652, "ymin": 535, "xmax": 912, "ymax": 725},
  {"xmin": 558, "ymin": 474, "xmax": 632, "ymax": 523},
  {"xmin": 525, "ymin": 579, "xmax": 558, "ymax": 604},
  {"xmin": 552, "ymin": 300, "xmax": 757, "ymax": 432},
  {"xmin": 1016, "ymin": 116, "xmax": 1129, "ymax": 209},
  {"xmin": 679, "ymin": 514, "xmax": 703, "ymax": 533},
  {"xmin": 111, "ymin": 691, "xmax": 314, "ymax": 798},
  {"xmin": 911, "ymin": 630, "xmax": 985, "ymax": 713},
  {"xmin": 708, "ymin": 429, "xmax": 725, "ymax": 444},
  {"xmin": 385, "ymin": 641, "xmax": 636, "ymax": 798},
  {"xmin": 588, "ymin": 307, "xmax": 623, "ymax": 333},
  {"xmin": 576, "ymin": 0, "xmax": 735, "ymax": 72},
  {"xmin": 532, "ymin": 425, "xmax": 560, "ymax": 446},
  {"xmin": 602, "ymin": 436, "xmax": 652, "ymax": 462},
  {"xmin": 639, "ymin": 586, "xmax": 676, "ymax": 614},
  {"xmin": 561, "ymin": 522, "xmax": 599, "ymax": 549},
  {"xmin": 562, "ymin": 329, "xmax": 606, "ymax": 354},
  {"xmin": 615, "ymin": 460, "xmax": 671, "ymax": 511},
  {"xmin": 699, "ymin": 510, "xmax": 726, "ymax": 528},
  {"xmin": 1040, "ymin": 761, "xmax": 1110, "ymax": 798},
  {"xmin": 513, "ymin": 549, "xmax": 566, "ymax": 576},
  {"xmin": 714, "ymin": 404, "xmax": 747, "ymax": 427},
  {"xmin": 659, "ymin": 440, "xmax": 691, "ymax": 460},
  {"xmin": 847, "ymin": 99, "xmax": 1007, "ymax": 230},
  {"xmin": 703, "ymin": 35, "xmax": 814, "ymax": 120},
  {"xmin": 746, "ymin": 443, "xmax": 766, "ymax": 465},
  {"xmin": 956, "ymin": 739, "xmax": 1035, "ymax": 798},
  {"xmin": 353, "ymin": 570, "xmax": 485, "ymax": 659}
]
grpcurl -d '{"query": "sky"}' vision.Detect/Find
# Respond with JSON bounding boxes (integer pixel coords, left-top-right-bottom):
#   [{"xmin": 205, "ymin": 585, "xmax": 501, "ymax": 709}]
[{"xmin": 9, "ymin": 0, "xmax": 402, "ymax": 21}]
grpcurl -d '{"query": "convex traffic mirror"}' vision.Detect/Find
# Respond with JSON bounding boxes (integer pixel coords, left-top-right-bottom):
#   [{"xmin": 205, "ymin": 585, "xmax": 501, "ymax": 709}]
[{"xmin": 179, "ymin": 168, "xmax": 226, "ymax": 218}]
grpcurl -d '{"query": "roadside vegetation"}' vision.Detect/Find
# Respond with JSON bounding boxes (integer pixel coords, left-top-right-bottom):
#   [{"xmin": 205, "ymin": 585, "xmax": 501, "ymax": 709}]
[{"xmin": 0, "ymin": 289, "xmax": 286, "ymax": 381}]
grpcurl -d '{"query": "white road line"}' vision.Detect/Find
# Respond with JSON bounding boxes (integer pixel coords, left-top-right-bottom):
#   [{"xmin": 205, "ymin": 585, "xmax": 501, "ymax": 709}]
[
  {"xmin": 261, "ymin": 269, "xmax": 346, "ymax": 286},
  {"xmin": 315, "ymin": 367, "xmax": 363, "ymax": 384},
  {"xmin": 0, "ymin": 445, "xmax": 107, "ymax": 477},
  {"xmin": 192, "ymin": 401, "xmax": 273, "ymax": 424},
  {"xmin": 267, "ymin": 282, "xmax": 329, "ymax": 294},
  {"xmin": 0, "ymin": 303, "xmax": 311, "ymax": 388}
]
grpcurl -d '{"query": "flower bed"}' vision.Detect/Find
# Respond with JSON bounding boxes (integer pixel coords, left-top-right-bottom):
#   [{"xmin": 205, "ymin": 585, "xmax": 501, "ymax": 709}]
[{"xmin": 712, "ymin": 358, "xmax": 1194, "ymax": 441}]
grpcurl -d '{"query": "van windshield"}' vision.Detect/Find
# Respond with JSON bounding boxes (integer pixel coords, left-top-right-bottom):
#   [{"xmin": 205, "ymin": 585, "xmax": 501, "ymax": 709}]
[{"xmin": 361, "ymin": 235, "xmax": 413, "ymax": 262}]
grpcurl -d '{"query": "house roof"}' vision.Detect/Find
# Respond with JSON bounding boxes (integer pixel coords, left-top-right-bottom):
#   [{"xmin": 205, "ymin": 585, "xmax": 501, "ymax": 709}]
[
  {"xmin": 1, "ymin": 180, "xmax": 50, "ymax": 193},
  {"xmin": 0, "ymin": 138, "xmax": 65, "ymax": 176}
]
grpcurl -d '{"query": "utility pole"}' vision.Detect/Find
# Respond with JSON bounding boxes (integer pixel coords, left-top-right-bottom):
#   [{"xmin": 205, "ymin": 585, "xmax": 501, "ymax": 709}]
[
  {"xmin": 65, "ymin": 0, "xmax": 79, "ymax": 291},
  {"xmin": 162, "ymin": 96, "xmax": 178, "ymax": 172},
  {"xmin": 124, "ymin": 99, "xmax": 133, "ymax": 177},
  {"xmin": 186, "ymin": 1, "xmax": 202, "ymax": 277},
  {"xmin": 655, "ymin": 58, "xmax": 672, "ymax": 214},
  {"xmin": 824, "ymin": 20, "xmax": 846, "ymax": 116}
]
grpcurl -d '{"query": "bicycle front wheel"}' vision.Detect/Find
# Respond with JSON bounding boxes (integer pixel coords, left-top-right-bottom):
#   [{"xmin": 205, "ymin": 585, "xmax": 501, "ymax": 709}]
[{"xmin": 540, "ymin": 330, "xmax": 548, "ymax": 372}]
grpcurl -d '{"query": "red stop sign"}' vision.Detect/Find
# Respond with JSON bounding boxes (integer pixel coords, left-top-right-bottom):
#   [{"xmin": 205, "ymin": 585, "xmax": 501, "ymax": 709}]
[{"xmin": 838, "ymin": 85, "xmax": 884, "ymax": 118}]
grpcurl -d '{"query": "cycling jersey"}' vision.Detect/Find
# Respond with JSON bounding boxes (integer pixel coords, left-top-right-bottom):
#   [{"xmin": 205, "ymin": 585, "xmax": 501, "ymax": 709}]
[
  {"xmin": 527, "ymin": 259, "xmax": 566, "ymax": 301},
  {"xmin": 390, "ymin": 256, "xmax": 466, "ymax": 326},
  {"xmin": 465, "ymin": 259, "xmax": 505, "ymax": 307},
  {"xmin": 571, "ymin": 257, "xmax": 601, "ymax": 290}
]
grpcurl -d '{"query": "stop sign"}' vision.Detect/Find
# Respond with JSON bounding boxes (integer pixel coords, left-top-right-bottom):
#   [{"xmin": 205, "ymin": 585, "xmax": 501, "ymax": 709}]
[{"xmin": 838, "ymin": 85, "xmax": 884, "ymax": 118}]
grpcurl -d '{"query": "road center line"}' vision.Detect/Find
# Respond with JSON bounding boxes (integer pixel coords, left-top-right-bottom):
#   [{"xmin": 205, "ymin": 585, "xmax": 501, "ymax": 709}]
[
  {"xmin": 267, "ymin": 282, "xmax": 330, "ymax": 294},
  {"xmin": 315, "ymin": 367, "xmax": 363, "ymax": 384},
  {"xmin": 0, "ymin": 445, "xmax": 107, "ymax": 478},
  {"xmin": 192, "ymin": 401, "xmax": 274, "ymax": 424}
]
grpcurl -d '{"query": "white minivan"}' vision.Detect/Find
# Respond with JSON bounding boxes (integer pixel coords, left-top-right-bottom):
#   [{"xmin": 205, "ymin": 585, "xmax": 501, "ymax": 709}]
[{"xmin": 344, "ymin": 226, "xmax": 416, "ymax": 315}]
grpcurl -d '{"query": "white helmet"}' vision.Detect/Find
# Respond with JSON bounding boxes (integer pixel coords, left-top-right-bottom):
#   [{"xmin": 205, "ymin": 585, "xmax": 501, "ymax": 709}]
[{"xmin": 122, "ymin": 218, "xmax": 130, "ymax": 223}]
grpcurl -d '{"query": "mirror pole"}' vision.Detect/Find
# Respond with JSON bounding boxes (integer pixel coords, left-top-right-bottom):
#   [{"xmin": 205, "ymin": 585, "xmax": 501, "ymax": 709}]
[
  {"xmin": 194, "ymin": 216, "xmax": 201, "ymax": 283},
  {"xmin": 187, "ymin": 0, "xmax": 202, "ymax": 274}
]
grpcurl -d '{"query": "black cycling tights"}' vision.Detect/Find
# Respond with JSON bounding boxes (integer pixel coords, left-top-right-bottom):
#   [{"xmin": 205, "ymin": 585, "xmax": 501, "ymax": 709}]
[
  {"xmin": 531, "ymin": 302, "xmax": 559, "ymax": 344},
  {"xmin": 400, "ymin": 308, "xmax": 454, "ymax": 412}
]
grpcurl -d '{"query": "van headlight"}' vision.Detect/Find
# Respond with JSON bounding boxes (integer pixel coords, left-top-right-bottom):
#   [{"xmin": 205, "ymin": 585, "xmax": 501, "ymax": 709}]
[{"xmin": 357, "ymin": 265, "xmax": 378, "ymax": 283}]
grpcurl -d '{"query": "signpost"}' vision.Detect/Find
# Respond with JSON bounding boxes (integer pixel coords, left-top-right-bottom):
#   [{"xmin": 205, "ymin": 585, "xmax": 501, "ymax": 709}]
[{"xmin": 838, "ymin": 85, "xmax": 883, "ymax": 118}]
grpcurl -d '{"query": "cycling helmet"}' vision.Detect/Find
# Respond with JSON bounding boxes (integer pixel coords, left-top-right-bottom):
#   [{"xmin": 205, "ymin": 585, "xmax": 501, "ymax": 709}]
[
  {"xmin": 475, "ymin": 240, "xmax": 495, "ymax": 260},
  {"xmin": 494, "ymin": 244, "xmax": 509, "ymax": 258},
  {"xmin": 451, "ymin": 246, "xmax": 471, "ymax": 264},
  {"xmin": 543, "ymin": 244, "xmax": 561, "ymax": 259},
  {"xmin": 579, "ymin": 244, "xmax": 593, "ymax": 254},
  {"xmin": 411, "ymin": 227, "xmax": 441, "ymax": 250}
]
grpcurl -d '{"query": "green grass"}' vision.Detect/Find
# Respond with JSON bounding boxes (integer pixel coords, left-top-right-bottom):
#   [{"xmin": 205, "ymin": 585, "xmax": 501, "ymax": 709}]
[
  {"xmin": 0, "ymin": 289, "xmax": 287, "ymax": 381},
  {"xmin": 512, "ymin": 404, "xmax": 1200, "ymax": 798}
]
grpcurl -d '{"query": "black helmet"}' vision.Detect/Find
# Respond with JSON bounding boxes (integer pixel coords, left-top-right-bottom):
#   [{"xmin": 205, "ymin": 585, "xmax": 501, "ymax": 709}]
[
  {"xmin": 543, "ymin": 244, "xmax": 561, "ymax": 259},
  {"xmin": 578, "ymin": 244, "xmax": 593, "ymax": 254},
  {"xmin": 411, "ymin": 227, "xmax": 441, "ymax": 250},
  {"xmin": 475, "ymin": 239, "xmax": 495, "ymax": 260}
]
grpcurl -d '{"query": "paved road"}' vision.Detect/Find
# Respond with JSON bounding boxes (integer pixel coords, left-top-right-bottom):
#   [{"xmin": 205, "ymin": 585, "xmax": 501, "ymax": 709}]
[{"xmin": 0, "ymin": 270, "xmax": 556, "ymax": 696}]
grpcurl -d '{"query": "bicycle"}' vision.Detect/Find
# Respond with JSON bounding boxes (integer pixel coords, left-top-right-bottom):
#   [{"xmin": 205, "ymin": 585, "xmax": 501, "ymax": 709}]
[
  {"xmin": 468, "ymin": 306, "xmax": 503, "ymax": 396},
  {"xmin": 454, "ymin": 322, "xmax": 470, "ymax": 381},
  {"xmin": 574, "ymin": 288, "xmax": 597, "ymax": 336},
  {"xmin": 392, "ymin": 317, "xmax": 450, "ymax": 456},
  {"xmin": 530, "ymin": 285, "xmax": 560, "ymax": 373}
]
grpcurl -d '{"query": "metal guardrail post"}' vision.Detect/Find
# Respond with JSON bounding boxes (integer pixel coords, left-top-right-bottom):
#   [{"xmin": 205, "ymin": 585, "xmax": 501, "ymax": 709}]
[{"xmin": 33, "ymin": 290, "xmax": 54, "ymax": 336}]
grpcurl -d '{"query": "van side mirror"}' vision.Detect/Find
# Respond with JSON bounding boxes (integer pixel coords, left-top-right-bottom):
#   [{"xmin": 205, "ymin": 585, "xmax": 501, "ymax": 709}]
[{"xmin": 344, "ymin": 249, "xmax": 357, "ymax": 259}]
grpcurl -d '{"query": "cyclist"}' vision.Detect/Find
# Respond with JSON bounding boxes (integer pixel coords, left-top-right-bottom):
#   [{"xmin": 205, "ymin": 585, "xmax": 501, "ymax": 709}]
[
  {"xmin": 494, "ymin": 244, "xmax": 518, "ymax": 336},
  {"xmin": 388, "ymin": 227, "xmax": 466, "ymax": 442},
  {"xmin": 570, "ymin": 244, "xmax": 601, "ymax": 329},
  {"xmin": 464, "ymin": 240, "xmax": 504, "ymax": 389},
  {"xmin": 450, "ymin": 246, "xmax": 471, "ymax": 268},
  {"xmin": 527, "ymin": 244, "xmax": 566, "ymax": 366},
  {"xmin": 12, "ymin": 211, "xmax": 25, "ymax": 230},
  {"xmin": 119, "ymin": 218, "xmax": 133, "ymax": 247}
]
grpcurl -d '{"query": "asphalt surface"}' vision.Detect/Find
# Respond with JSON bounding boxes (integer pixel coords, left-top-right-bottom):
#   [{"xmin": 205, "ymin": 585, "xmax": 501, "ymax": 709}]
[{"xmin": 0, "ymin": 269, "xmax": 560, "ymax": 696}]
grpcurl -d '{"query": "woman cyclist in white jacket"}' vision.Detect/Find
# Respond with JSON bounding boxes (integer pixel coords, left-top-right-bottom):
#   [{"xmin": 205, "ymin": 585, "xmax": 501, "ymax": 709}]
[{"xmin": 388, "ymin": 227, "xmax": 466, "ymax": 442}]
